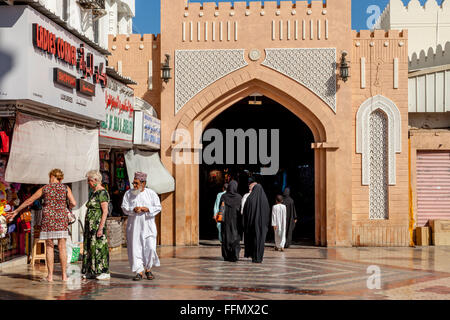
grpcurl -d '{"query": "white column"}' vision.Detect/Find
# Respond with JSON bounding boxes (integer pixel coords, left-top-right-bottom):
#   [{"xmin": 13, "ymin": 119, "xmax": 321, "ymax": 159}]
[
  {"xmin": 148, "ymin": 60, "xmax": 153, "ymax": 90},
  {"xmin": 302, "ymin": 20, "xmax": 306, "ymax": 40},
  {"xmin": 287, "ymin": 20, "xmax": 291, "ymax": 40},
  {"xmin": 272, "ymin": 20, "xmax": 276, "ymax": 40},
  {"xmin": 394, "ymin": 58, "xmax": 399, "ymax": 89},
  {"xmin": 279, "ymin": 20, "xmax": 283, "ymax": 40},
  {"xmin": 361, "ymin": 57, "xmax": 366, "ymax": 89}
]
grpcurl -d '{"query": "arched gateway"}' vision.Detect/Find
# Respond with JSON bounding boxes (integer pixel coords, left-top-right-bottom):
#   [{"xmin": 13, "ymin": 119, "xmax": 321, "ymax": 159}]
[{"xmin": 109, "ymin": 0, "xmax": 410, "ymax": 247}]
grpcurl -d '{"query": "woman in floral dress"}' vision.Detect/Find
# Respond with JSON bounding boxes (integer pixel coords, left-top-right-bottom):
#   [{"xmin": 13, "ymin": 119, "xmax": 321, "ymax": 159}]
[
  {"xmin": 82, "ymin": 170, "xmax": 111, "ymax": 280},
  {"xmin": 9, "ymin": 169, "xmax": 76, "ymax": 282}
]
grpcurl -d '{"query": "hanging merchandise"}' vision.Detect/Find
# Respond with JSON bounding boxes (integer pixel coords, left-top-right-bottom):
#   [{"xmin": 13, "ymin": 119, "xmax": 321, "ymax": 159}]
[
  {"xmin": 0, "ymin": 131, "xmax": 9, "ymax": 154},
  {"xmin": 0, "ymin": 216, "xmax": 7, "ymax": 238}
]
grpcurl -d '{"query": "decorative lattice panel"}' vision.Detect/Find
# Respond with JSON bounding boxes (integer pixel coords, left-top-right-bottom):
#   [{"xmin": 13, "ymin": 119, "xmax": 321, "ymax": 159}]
[
  {"xmin": 369, "ymin": 109, "xmax": 389, "ymax": 220},
  {"xmin": 175, "ymin": 49, "xmax": 248, "ymax": 114},
  {"xmin": 261, "ymin": 48, "xmax": 337, "ymax": 112}
]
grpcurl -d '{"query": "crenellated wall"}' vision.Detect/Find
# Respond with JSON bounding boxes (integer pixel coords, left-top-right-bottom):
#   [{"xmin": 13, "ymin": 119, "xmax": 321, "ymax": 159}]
[
  {"xmin": 180, "ymin": 0, "xmax": 331, "ymax": 44},
  {"xmin": 351, "ymin": 30, "xmax": 410, "ymax": 246},
  {"xmin": 409, "ymin": 41, "xmax": 450, "ymax": 70},
  {"xmin": 375, "ymin": 0, "xmax": 450, "ymax": 57},
  {"xmin": 108, "ymin": 34, "xmax": 162, "ymax": 116}
]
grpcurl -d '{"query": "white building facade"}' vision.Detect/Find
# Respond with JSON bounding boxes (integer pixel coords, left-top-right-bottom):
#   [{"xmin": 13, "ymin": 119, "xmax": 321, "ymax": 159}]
[
  {"xmin": 376, "ymin": 0, "xmax": 450, "ymax": 59},
  {"xmin": 1, "ymin": 0, "xmax": 135, "ymax": 49}
]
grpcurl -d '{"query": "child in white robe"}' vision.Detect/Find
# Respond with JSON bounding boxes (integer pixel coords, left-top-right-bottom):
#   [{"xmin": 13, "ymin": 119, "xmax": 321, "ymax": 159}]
[{"xmin": 272, "ymin": 195, "xmax": 287, "ymax": 251}]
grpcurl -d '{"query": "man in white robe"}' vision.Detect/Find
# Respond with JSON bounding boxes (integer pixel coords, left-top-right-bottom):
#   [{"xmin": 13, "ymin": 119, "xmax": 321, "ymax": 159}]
[
  {"xmin": 272, "ymin": 195, "xmax": 287, "ymax": 251},
  {"xmin": 121, "ymin": 172, "xmax": 161, "ymax": 281}
]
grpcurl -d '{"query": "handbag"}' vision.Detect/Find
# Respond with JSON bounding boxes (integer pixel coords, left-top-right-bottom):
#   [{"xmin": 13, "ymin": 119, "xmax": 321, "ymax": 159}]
[
  {"xmin": 67, "ymin": 208, "xmax": 76, "ymax": 225},
  {"xmin": 65, "ymin": 185, "xmax": 76, "ymax": 225},
  {"xmin": 215, "ymin": 201, "xmax": 225, "ymax": 223}
]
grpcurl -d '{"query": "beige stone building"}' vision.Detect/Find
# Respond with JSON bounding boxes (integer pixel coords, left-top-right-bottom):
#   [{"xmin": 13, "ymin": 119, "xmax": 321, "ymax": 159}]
[{"xmin": 109, "ymin": 0, "xmax": 411, "ymax": 247}]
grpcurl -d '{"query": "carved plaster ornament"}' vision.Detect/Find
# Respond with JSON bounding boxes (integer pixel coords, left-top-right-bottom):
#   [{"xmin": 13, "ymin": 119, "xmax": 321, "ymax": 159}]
[
  {"xmin": 249, "ymin": 49, "xmax": 261, "ymax": 61},
  {"xmin": 262, "ymin": 48, "xmax": 337, "ymax": 112},
  {"xmin": 175, "ymin": 49, "xmax": 248, "ymax": 113},
  {"xmin": 374, "ymin": 59, "xmax": 383, "ymax": 87}
]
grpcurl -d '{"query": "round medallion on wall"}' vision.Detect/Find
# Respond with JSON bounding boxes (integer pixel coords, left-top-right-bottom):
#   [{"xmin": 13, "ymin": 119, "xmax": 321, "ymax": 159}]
[{"xmin": 249, "ymin": 49, "xmax": 261, "ymax": 61}]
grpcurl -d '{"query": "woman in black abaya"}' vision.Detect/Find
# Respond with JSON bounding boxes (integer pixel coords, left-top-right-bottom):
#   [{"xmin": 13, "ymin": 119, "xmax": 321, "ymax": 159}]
[
  {"xmin": 243, "ymin": 184, "xmax": 271, "ymax": 263},
  {"xmin": 283, "ymin": 188, "xmax": 298, "ymax": 248},
  {"xmin": 219, "ymin": 180, "xmax": 242, "ymax": 262}
]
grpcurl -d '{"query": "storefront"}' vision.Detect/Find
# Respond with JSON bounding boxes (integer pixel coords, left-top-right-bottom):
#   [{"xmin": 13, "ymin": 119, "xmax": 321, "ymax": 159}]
[
  {"xmin": 99, "ymin": 68, "xmax": 136, "ymax": 216},
  {"xmin": 0, "ymin": 5, "xmax": 109, "ymax": 261},
  {"xmin": 127, "ymin": 102, "xmax": 174, "ymax": 194}
]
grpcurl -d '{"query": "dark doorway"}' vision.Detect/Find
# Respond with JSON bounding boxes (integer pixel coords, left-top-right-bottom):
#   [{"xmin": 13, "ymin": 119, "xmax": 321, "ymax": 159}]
[{"xmin": 199, "ymin": 96, "xmax": 315, "ymax": 245}]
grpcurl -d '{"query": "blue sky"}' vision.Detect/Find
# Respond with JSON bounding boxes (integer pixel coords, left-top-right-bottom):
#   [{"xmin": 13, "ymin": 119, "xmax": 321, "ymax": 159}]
[{"xmin": 132, "ymin": 0, "xmax": 445, "ymax": 35}]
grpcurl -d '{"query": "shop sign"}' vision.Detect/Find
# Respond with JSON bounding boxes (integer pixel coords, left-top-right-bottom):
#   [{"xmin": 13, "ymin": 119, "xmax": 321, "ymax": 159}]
[
  {"xmin": 33, "ymin": 23, "xmax": 107, "ymax": 94},
  {"xmin": 99, "ymin": 77, "xmax": 134, "ymax": 142},
  {"xmin": 0, "ymin": 6, "xmax": 107, "ymax": 121},
  {"xmin": 77, "ymin": 79, "xmax": 95, "ymax": 97},
  {"xmin": 134, "ymin": 110, "xmax": 161, "ymax": 149},
  {"xmin": 54, "ymin": 68, "xmax": 77, "ymax": 89}
]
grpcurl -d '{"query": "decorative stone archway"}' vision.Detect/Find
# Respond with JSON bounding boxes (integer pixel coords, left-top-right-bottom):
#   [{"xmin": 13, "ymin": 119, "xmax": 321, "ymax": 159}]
[{"xmin": 169, "ymin": 67, "xmax": 341, "ymax": 247}]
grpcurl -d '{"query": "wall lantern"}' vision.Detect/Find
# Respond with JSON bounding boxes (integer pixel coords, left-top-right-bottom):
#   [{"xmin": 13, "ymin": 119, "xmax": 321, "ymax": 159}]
[
  {"xmin": 339, "ymin": 51, "xmax": 350, "ymax": 83},
  {"xmin": 161, "ymin": 54, "xmax": 172, "ymax": 84}
]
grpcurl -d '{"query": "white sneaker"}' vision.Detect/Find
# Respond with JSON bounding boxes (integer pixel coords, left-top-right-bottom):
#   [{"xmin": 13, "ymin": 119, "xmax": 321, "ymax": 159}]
[{"xmin": 96, "ymin": 273, "xmax": 111, "ymax": 280}]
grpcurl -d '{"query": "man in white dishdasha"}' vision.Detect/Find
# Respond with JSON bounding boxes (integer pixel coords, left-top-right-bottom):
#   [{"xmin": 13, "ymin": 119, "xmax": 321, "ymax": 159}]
[{"xmin": 121, "ymin": 172, "xmax": 161, "ymax": 281}]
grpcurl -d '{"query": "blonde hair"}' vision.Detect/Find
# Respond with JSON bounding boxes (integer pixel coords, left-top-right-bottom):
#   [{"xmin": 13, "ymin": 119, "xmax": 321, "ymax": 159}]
[
  {"xmin": 49, "ymin": 169, "xmax": 64, "ymax": 181},
  {"xmin": 85, "ymin": 170, "xmax": 102, "ymax": 183}
]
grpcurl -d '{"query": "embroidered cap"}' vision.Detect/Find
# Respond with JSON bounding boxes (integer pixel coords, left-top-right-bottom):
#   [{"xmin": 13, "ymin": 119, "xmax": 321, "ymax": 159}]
[{"xmin": 134, "ymin": 172, "xmax": 147, "ymax": 182}]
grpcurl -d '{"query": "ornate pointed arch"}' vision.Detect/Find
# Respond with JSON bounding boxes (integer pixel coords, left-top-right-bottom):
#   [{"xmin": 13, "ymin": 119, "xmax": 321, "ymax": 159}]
[{"xmin": 356, "ymin": 95, "xmax": 402, "ymax": 186}]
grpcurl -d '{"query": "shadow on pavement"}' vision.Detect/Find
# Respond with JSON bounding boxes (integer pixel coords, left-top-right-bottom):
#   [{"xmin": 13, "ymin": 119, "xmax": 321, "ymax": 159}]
[{"xmin": 0, "ymin": 288, "xmax": 38, "ymax": 300}]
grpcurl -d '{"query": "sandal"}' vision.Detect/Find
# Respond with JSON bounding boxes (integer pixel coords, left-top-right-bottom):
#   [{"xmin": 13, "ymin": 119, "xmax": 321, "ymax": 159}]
[
  {"xmin": 145, "ymin": 271, "xmax": 155, "ymax": 280},
  {"xmin": 39, "ymin": 277, "xmax": 53, "ymax": 283},
  {"xmin": 133, "ymin": 273, "xmax": 143, "ymax": 281}
]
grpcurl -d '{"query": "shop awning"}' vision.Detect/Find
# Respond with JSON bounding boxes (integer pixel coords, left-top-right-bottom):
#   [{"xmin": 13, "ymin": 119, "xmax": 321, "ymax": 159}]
[
  {"xmin": 5, "ymin": 113, "xmax": 99, "ymax": 184},
  {"xmin": 124, "ymin": 149, "xmax": 175, "ymax": 194}
]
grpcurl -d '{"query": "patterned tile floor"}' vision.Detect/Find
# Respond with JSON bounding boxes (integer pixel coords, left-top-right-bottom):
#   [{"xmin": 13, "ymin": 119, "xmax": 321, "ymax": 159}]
[{"xmin": 1, "ymin": 245, "xmax": 450, "ymax": 300}]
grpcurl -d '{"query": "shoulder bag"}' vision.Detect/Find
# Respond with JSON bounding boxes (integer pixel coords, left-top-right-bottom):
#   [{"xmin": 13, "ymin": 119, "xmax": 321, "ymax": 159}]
[{"xmin": 215, "ymin": 201, "xmax": 225, "ymax": 223}]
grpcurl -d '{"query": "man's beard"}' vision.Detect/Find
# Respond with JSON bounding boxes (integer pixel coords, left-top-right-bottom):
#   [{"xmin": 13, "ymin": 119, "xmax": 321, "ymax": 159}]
[{"xmin": 131, "ymin": 188, "xmax": 141, "ymax": 196}]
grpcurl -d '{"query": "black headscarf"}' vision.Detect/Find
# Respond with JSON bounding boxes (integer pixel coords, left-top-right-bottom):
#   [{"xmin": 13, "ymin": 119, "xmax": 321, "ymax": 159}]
[
  {"xmin": 243, "ymin": 184, "xmax": 270, "ymax": 263},
  {"xmin": 221, "ymin": 180, "xmax": 242, "ymax": 209},
  {"xmin": 219, "ymin": 180, "xmax": 242, "ymax": 262},
  {"xmin": 283, "ymin": 188, "xmax": 298, "ymax": 247}
]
